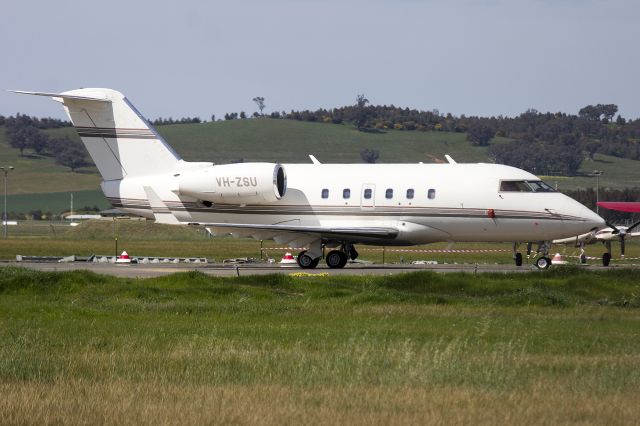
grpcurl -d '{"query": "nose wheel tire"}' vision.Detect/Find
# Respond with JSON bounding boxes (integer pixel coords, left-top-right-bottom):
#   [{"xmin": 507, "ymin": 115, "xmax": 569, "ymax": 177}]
[
  {"xmin": 297, "ymin": 251, "xmax": 319, "ymax": 269},
  {"xmin": 535, "ymin": 256, "xmax": 551, "ymax": 269},
  {"xmin": 326, "ymin": 250, "xmax": 348, "ymax": 269},
  {"xmin": 602, "ymin": 252, "xmax": 611, "ymax": 267}
]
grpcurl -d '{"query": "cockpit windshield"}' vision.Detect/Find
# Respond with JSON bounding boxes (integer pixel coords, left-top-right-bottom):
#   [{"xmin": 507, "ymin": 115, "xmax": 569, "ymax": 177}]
[{"xmin": 499, "ymin": 180, "xmax": 556, "ymax": 193}]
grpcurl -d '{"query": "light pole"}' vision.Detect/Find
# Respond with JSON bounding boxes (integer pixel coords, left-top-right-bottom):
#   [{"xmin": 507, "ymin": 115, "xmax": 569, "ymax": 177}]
[
  {"xmin": 592, "ymin": 170, "xmax": 603, "ymax": 215},
  {"xmin": 1, "ymin": 166, "xmax": 15, "ymax": 238}
]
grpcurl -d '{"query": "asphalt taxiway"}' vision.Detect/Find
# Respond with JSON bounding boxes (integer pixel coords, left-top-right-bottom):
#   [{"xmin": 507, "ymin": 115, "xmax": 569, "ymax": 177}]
[{"xmin": 5, "ymin": 261, "xmax": 628, "ymax": 278}]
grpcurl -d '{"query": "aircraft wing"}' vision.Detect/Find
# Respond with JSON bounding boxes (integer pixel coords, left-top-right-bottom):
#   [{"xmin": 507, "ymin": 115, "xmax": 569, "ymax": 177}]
[
  {"xmin": 552, "ymin": 231, "xmax": 596, "ymax": 246},
  {"xmin": 597, "ymin": 202, "xmax": 640, "ymax": 213},
  {"xmin": 190, "ymin": 222, "xmax": 399, "ymax": 245}
]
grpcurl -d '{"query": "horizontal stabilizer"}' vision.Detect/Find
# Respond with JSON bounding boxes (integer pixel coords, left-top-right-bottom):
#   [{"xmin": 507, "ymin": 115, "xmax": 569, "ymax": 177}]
[
  {"xmin": 144, "ymin": 186, "xmax": 181, "ymax": 225},
  {"xmin": 9, "ymin": 90, "xmax": 111, "ymax": 102}
]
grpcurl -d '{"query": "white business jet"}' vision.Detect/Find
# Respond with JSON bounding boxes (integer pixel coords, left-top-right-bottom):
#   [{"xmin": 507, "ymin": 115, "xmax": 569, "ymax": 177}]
[{"xmin": 13, "ymin": 88, "xmax": 604, "ymax": 269}]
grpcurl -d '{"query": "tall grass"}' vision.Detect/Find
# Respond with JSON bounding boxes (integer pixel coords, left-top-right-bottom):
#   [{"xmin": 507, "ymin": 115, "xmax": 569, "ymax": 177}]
[{"xmin": 1, "ymin": 267, "xmax": 639, "ymax": 424}]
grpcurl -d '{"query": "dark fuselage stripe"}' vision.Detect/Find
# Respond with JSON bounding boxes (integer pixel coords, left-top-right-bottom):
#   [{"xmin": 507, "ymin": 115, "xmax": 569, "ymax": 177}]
[
  {"xmin": 109, "ymin": 203, "xmax": 576, "ymax": 221},
  {"xmin": 106, "ymin": 197, "xmax": 582, "ymax": 221}
]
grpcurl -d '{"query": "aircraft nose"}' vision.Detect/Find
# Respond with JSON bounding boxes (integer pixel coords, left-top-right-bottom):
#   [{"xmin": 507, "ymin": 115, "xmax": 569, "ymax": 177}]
[{"xmin": 577, "ymin": 203, "xmax": 606, "ymax": 230}]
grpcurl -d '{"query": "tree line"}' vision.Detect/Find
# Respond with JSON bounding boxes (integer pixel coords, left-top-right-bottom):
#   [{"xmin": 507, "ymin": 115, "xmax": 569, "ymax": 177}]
[
  {"xmin": 4, "ymin": 95, "xmax": 640, "ymax": 177},
  {"xmin": 3, "ymin": 114, "xmax": 88, "ymax": 171},
  {"xmin": 267, "ymin": 96, "xmax": 639, "ymax": 176}
]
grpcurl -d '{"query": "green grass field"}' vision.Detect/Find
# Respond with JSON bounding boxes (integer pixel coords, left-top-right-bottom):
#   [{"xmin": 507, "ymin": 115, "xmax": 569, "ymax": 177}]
[
  {"xmin": 2, "ymin": 120, "xmax": 640, "ymax": 214},
  {"xmin": 1, "ymin": 267, "xmax": 639, "ymax": 424},
  {"xmin": 3, "ymin": 220, "xmax": 640, "ymax": 266}
]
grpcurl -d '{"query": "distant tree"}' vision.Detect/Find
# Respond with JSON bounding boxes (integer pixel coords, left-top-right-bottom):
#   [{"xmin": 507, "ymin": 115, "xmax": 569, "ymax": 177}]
[
  {"xmin": 353, "ymin": 94, "xmax": 370, "ymax": 131},
  {"xmin": 360, "ymin": 148, "xmax": 380, "ymax": 163},
  {"xmin": 490, "ymin": 140, "xmax": 583, "ymax": 176},
  {"xmin": 253, "ymin": 97, "xmax": 266, "ymax": 116},
  {"xmin": 29, "ymin": 209, "xmax": 43, "ymax": 220},
  {"xmin": 210, "ymin": 114, "xmax": 216, "ymax": 122},
  {"xmin": 30, "ymin": 130, "xmax": 49, "ymax": 155},
  {"xmin": 466, "ymin": 122, "xmax": 494, "ymax": 146},
  {"xmin": 600, "ymin": 104, "xmax": 618, "ymax": 123},
  {"xmin": 46, "ymin": 136, "xmax": 74, "ymax": 157},
  {"xmin": 240, "ymin": 111, "xmax": 247, "ymax": 119},
  {"xmin": 579, "ymin": 105, "xmax": 600, "ymax": 121},
  {"xmin": 55, "ymin": 142, "xmax": 87, "ymax": 172},
  {"xmin": 7, "ymin": 125, "xmax": 47, "ymax": 156},
  {"xmin": 579, "ymin": 104, "xmax": 618, "ymax": 123},
  {"xmin": 616, "ymin": 115, "xmax": 626, "ymax": 125}
]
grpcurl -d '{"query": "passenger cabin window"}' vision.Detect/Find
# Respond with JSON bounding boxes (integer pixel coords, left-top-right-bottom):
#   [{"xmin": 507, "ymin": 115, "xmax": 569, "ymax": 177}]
[
  {"xmin": 499, "ymin": 180, "xmax": 555, "ymax": 193},
  {"xmin": 406, "ymin": 189, "xmax": 414, "ymax": 199},
  {"xmin": 343, "ymin": 188, "xmax": 351, "ymax": 199},
  {"xmin": 321, "ymin": 189, "xmax": 329, "ymax": 199},
  {"xmin": 385, "ymin": 188, "xmax": 393, "ymax": 199},
  {"xmin": 364, "ymin": 188, "xmax": 372, "ymax": 199},
  {"xmin": 428, "ymin": 188, "xmax": 436, "ymax": 199}
]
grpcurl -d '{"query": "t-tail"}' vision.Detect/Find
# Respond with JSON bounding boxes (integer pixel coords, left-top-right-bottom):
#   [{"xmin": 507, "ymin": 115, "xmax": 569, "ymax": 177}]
[{"xmin": 10, "ymin": 88, "xmax": 181, "ymax": 181}]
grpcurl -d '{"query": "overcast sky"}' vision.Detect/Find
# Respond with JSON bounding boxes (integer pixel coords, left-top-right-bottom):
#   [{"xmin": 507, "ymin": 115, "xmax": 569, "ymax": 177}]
[{"xmin": 2, "ymin": 0, "xmax": 639, "ymax": 121}]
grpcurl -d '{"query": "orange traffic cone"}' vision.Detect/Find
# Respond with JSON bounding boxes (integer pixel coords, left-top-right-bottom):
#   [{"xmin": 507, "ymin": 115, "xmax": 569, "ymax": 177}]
[
  {"xmin": 279, "ymin": 252, "xmax": 297, "ymax": 267},
  {"xmin": 116, "ymin": 251, "xmax": 132, "ymax": 264},
  {"xmin": 551, "ymin": 253, "xmax": 567, "ymax": 265}
]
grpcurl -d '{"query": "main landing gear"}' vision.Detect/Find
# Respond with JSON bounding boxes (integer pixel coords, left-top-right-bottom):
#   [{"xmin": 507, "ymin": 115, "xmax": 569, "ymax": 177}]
[
  {"xmin": 516, "ymin": 241, "xmax": 552, "ymax": 269},
  {"xmin": 296, "ymin": 251, "xmax": 320, "ymax": 269},
  {"xmin": 296, "ymin": 243, "xmax": 358, "ymax": 269}
]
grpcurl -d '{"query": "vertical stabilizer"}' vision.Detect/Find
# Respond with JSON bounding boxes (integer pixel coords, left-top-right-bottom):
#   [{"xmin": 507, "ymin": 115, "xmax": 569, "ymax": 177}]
[{"xmin": 12, "ymin": 88, "xmax": 181, "ymax": 181}]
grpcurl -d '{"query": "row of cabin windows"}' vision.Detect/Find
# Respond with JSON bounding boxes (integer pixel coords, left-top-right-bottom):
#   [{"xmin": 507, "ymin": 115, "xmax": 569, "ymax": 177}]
[{"xmin": 321, "ymin": 188, "xmax": 436, "ymax": 200}]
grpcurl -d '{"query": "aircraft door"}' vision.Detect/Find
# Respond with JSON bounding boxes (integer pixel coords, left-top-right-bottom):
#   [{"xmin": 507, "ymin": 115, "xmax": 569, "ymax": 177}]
[{"xmin": 361, "ymin": 184, "xmax": 375, "ymax": 210}]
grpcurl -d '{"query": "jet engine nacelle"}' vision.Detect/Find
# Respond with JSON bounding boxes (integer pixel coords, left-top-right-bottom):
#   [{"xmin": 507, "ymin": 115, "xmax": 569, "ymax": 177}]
[{"xmin": 178, "ymin": 163, "xmax": 287, "ymax": 205}]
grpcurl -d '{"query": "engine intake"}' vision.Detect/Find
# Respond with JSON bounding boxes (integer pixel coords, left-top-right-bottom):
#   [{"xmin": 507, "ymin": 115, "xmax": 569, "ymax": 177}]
[{"xmin": 178, "ymin": 163, "xmax": 287, "ymax": 205}]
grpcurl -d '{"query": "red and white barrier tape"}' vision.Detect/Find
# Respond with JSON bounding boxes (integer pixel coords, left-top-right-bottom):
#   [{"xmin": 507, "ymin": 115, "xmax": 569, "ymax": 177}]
[
  {"xmin": 261, "ymin": 247, "xmax": 510, "ymax": 254},
  {"xmin": 261, "ymin": 248, "xmax": 640, "ymax": 260}
]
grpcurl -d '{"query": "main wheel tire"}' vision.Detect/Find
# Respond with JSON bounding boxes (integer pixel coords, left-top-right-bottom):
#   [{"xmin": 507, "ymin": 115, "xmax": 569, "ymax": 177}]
[
  {"xmin": 602, "ymin": 252, "xmax": 612, "ymax": 267},
  {"xmin": 514, "ymin": 253, "xmax": 523, "ymax": 266},
  {"xmin": 326, "ymin": 250, "xmax": 348, "ymax": 268},
  {"xmin": 297, "ymin": 251, "xmax": 319, "ymax": 269},
  {"xmin": 535, "ymin": 256, "xmax": 551, "ymax": 269}
]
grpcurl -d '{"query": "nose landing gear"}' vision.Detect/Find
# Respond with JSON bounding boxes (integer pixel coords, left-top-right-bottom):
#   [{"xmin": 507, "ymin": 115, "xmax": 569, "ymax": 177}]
[{"xmin": 533, "ymin": 241, "xmax": 552, "ymax": 269}]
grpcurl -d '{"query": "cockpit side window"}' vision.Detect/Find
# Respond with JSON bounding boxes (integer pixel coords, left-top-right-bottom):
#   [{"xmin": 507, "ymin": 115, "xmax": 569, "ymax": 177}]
[
  {"xmin": 527, "ymin": 180, "xmax": 555, "ymax": 192},
  {"xmin": 500, "ymin": 180, "xmax": 531, "ymax": 192},
  {"xmin": 499, "ymin": 180, "xmax": 556, "ymax": 192}
]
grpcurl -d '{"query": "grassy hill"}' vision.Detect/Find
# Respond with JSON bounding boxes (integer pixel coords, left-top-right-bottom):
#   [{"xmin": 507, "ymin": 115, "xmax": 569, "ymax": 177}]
[{"xmin": 2, "ymin": 119, "xmax": 640, "ymax": 213}]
